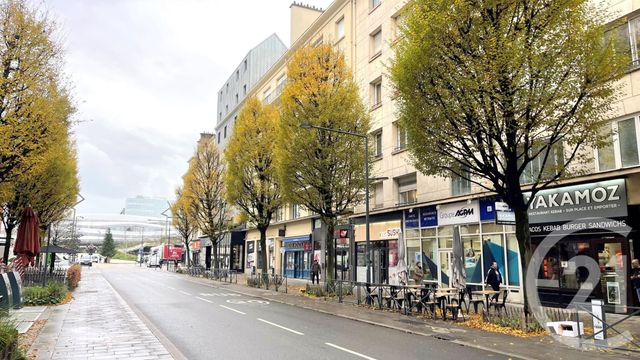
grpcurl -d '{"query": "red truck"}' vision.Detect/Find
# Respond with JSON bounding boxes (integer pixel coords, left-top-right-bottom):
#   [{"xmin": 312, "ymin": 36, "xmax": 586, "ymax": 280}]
[{"xmin": 162, "ymin": 244, "xmax": 183, "ymax": 262}]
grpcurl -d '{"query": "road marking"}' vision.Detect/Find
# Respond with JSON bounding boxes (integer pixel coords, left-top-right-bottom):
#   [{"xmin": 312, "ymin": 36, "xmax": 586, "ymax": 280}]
[
  {"xmin": 257, "ymin": 318, "xmax": 304, "ymax": 336},
  {"xmin": 179, "ymin": 290, "xmax": 191, "ymax": 296},
  {"xmin": 195, "ymin": 297, "xmax": 213, "ymax": 304},
  {"xmin": 219, "ymin": 305, "xmax": 246, "ymax": 315},
  {"xmin": 167, "ymin": 286, "xmax": 176, "ymax": 290},
  {"xmin": 226, "ymin": 299, "xmax": 269, "ymax": 305},
  {"xmin": 325, "ymin": 343, "xmax": 377, "ymax": 360}
]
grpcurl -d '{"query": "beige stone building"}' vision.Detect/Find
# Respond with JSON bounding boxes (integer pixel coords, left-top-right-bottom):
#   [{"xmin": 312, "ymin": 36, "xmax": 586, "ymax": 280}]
[{"xmin": 219, "ymin": 0, "xmax": 640, "ymax": 307}]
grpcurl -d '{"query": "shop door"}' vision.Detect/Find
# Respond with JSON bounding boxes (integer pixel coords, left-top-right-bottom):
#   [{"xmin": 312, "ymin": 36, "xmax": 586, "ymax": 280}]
[
  {"xmin": 335, "ymin": 245, "xmax": 349, "ymax": 281},
  {"xmin": 295, "ymin": 252, "xmax": 305, "ymax": 278},
  {"xmin": 593, "ymin": 240, "xmax": 626, "ymax": 306},
  {"xmin": 372, "ymin": 245, "xmax": 389, "ymax": 284},
  {"xmin": 439, "ymin": 251, "xmax": 452, "ymax": 287}
]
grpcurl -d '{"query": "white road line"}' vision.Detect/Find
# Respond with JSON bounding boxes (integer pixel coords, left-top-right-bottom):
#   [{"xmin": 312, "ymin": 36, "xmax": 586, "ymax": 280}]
[
  {"xmin": 257, "ymin": 318, "xmax": 304, "ymax": 335},
  {"xmin": 179, "ymin": 290, "xmax": 191, "ymax": 296},
  {"xmin": 195, "ymin": 297, "xmax": 213, "ymax": 304},
  {"xmin": 325, "ymin": 343, "xmax": 377, "ymax": 360},
  {"xmin": 219, "ymin": 305, "xmax": 246, "ymax": 315},
  {"xmin": 167, "ymin": 286, "xmax": 176, "ymax": 290}
]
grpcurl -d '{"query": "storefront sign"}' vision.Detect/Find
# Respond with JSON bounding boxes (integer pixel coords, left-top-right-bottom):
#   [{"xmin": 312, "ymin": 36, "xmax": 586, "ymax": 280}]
[
  {"xmin": 438, "ymin": 200, "xmax": 480, "ymax": 226},
  {"xmin": 380, "ymin": 228, "xmax": 401, "ymax": 239},
  {"xmin": 526, "ymin": 179, "xmax": 627, "ymax": 224},
  {"xmin": 247, "ymin": 241, "xmax": 254, "ymax": 254},
  {"xmin": 495, "ymin": 210, "xmax": 516, "ymax": 225},
  {"xmin": 420, "ymin": 206, "xmax": 438, "ymax": 227},
  {"xmin": 355, "ymin": 220, "xmax": 402, "ymax": 241},
  {"xmin": 529, "ymin": 218, "xmax": 628, "ymax": 235},
  {"xmin": 404, "ymin": 209, "xmax": 419, "ymax": 228}
]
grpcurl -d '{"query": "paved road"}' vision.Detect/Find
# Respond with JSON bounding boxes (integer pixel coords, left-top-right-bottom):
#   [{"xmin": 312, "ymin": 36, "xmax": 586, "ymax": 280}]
[{"xmin": 102, "ymin": 265, "xmax": 517, "ymax": 360}]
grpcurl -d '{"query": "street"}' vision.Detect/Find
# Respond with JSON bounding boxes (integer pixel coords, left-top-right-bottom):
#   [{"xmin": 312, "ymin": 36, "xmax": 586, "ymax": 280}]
[{"xmin": 101, "ymin": 264, "xmax": 514, "ymax": 360}]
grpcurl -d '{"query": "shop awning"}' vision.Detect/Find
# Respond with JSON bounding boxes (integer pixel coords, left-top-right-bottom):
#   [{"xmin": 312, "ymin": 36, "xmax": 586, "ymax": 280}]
[{"xmin": 283, "ymin": 235, "xmax": 310, "ymax": 244}]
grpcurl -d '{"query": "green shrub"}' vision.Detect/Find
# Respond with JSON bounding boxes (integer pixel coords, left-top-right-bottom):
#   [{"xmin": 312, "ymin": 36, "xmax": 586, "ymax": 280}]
[
  {"xmin": 0, "ymin": 317, "xmax": 26, "ymax": 360},
  {"xmin": 23, "ymin": 282, "xmax": 69, "ymax": 306},
  {"xmin": 305, "ymin": 284, "xmax": 325, "ymax": 297},
  {"xmin": 66, "ymin": 264, "xmax": 81, "ymax": 289}
]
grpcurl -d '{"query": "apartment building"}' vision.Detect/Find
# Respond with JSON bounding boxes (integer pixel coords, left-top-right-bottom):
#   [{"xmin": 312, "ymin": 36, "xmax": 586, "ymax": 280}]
[
  {"xmin": 221, "ymin": 0, "xmax": 640, "ymax": 308},
  {"xmin": 214, "ymin": 34, "xmax": 287, "ymax": 152}
]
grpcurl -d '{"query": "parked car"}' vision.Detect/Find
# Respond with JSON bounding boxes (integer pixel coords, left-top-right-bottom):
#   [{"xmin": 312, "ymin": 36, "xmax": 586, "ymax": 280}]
[{"xmin": 80, "ymin": 255, "xmax": 92, "ymax": 267}]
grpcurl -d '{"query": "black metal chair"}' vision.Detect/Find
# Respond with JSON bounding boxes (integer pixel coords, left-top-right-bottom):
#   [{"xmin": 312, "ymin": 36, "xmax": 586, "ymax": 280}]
[
  {"xmin": 445, "ymin": 289, "xmax": 467, "ymax": 321},
  {"xmin": 465, "ymin": 287, "xmax": 485, "ymax": 314},
  {"xmin": 491, "ymin": 289, "xmax": 509, "ymax": 314}
]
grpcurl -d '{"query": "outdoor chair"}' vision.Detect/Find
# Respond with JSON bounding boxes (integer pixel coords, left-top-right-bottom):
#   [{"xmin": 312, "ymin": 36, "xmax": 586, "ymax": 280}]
[
  {"xmin": 445, "ymin": 290, "xmax": 467, "ymax": 321},
  {"xmin": 465, "ymin": 287, "xmax": 485, "ymax": 314},
  {"xmin": 491, "ymin": 289, "xmax": 509, "ymax": 314}
]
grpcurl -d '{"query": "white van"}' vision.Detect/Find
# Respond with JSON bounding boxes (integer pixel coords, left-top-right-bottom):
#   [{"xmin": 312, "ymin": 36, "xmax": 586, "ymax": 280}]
[{"xmin": 147, "ymin": 254, "xmax": 160, "ymax": 268}]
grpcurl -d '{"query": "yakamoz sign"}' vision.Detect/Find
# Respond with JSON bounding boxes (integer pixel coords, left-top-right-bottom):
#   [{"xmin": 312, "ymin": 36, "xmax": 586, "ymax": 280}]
[
  {"xmin": 525, "ymin": 179, "xmax": 627, "ymax": 224},
  {"xmin": 438, "ymin": 200, "xmax": 480, "ymax": 226}
]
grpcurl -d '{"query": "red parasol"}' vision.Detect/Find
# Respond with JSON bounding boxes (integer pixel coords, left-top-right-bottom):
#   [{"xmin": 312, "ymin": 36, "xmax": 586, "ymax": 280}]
[{"xmin": 14, "ymin": 207, "xmax": 40, "ymax": 268}]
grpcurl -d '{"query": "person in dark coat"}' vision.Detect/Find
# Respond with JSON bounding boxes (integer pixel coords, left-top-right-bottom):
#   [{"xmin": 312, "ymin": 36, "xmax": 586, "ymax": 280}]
[
  {"xmin": 311, "ymin": 260, "xmax": 321, "ymax": 284},
  {"xmin": 485, "ymin": 261, "xmax": 503, "ymax": 301},
  {"xmin": 630, "ymin": 259, "xmax": 640, "ymax": 305}
]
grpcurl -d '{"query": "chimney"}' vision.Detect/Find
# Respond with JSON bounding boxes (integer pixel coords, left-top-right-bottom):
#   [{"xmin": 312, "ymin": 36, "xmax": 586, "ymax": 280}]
[{"xmin": 290, "ymin": 2, "xmax": 323, "ymax": 46}]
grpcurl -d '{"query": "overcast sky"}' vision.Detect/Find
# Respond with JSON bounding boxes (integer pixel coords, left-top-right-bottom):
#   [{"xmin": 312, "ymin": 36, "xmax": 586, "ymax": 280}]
[{"xmin": 46, "ymin": 0, "xmax": 331, "ymax": 216}]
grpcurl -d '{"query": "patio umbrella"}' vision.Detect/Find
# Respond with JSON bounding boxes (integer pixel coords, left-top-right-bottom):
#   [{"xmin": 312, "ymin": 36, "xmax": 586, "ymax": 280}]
[
  {"xmin": 13, "ymin": 207, "xmax": 40, "ymax": 273},
  {"xmin": 451, "ymin": 225, "xmax": 466, "ymax": 290},
  {"xmin": 395, "ymin": 230, "xmax": 408, "ymax": 285}
]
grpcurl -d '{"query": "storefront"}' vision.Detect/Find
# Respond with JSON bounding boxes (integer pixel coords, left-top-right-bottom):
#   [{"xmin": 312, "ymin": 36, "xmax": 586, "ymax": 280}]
[
  {"xmin": 282, "ymin": 235, "xmax": 318, "ymax": 279},
  {"xmin": 354, "ymin": 215, "xmax": 403, "ymax": 284},
  {"xmin": 527, "ymin": 178, "xmax": 635, "ymax": 308},
  {"xmin": 403, "ymin": 200, "xmax": 523, "ymax": 301}
]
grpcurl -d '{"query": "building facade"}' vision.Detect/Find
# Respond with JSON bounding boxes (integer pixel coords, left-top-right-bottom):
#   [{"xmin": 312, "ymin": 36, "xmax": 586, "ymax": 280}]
[
  {"xmin": 124, "ymin": 196, "xmax": 168, "ymax": 218},
  {"xmin": 216, "ymin": 0, "xmax": 640, "ymax": 308}
]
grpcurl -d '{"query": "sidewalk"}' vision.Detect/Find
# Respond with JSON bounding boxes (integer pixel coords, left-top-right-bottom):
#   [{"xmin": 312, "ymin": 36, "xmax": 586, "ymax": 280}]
[
  {"xmin": 30, "ymin": 268, "xmax": 175, "ymax": 360},
  {"xmin": 180, "ymin": 273, "xmax": 637, "ymax": 360}
]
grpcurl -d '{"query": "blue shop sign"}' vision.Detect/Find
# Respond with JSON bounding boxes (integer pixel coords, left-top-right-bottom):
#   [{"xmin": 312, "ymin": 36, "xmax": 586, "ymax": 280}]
[
  {"xmin": 420, "ymin": 206, "xmax": 438, "ymax": 227},
  {"xmin": 404, "ymin": 209, "xmax": 420, "ymax": 228},
  {"xmin": 480, "ymin": 197, "xmax": 500, "ymax": 221}
]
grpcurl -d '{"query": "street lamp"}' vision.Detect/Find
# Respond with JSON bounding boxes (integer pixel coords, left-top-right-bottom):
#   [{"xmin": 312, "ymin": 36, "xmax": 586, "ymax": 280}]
[
  {"xmin": 162, "ymin": 206, "xmax": 171, "ymax": 246},
  {"xmin": 299, "ymin": 122, "xmax": 373, "ymax": 283}
]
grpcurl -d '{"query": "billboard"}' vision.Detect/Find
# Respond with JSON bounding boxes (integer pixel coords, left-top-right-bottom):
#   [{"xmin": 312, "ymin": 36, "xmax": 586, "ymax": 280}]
[{"xmin": 162, "ymin": 244, "xmax": 183, "ymax": 261}]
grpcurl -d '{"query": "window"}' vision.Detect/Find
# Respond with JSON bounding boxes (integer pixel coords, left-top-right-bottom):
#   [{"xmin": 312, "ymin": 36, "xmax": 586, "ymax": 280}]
[
  {"xmin": 373, "ymin": 182, "xmax": 384, "ymax": 209},
  {"xmin": 373, "ymin": 130, "xmax": 383, "ymax": 158},
  {"xmin": 224, "ymin": 126, "xmax": 227, "ymax": 139},
  {"xmin": 225, "ymin": 105, "xmax": 229, "ymax": 114},
  {"xmin": 243, "ymin": 84, "xmax": 247, "ymax": 95},
  {"xmin": 236, "ymin": 70, "xmax": 239, "ymax": 80},
  {"xmin": 519, "ymin": 141, "xmax": 565, "ymax": 184},
  {"xmin": 596, "ymin": 116, "xmax": 640, "ymax": 170},
  {"xmin": 226, "ymin": 83, "xmax": 229, "ymax": 92},
  {"xmin": 370, "ymin": 0, "xmax": 381, "ymax": 10},
  {"xmin": 275, "ymin": 207, "xmax": 284, "ymax": 222},
  {"xmin": 244, "ymin": 59, "xmax": 248, "ymax": 71},
  {"xmin": 312, "ymin": 36, "xmax": 323, "ymax": 48},
  {"xmin": 392, "ymin": 13, "xmax": 404, "ymax": 41},
  {"xmin": 370, "ymin": 29, "xmax": 382, "ymax": 58},
  {"xmin": 219, "ymin": 112, "xmax": 222, "ymax": 120},
  {"xmin": 217, "ymin": 132, "xmax": 221, "ymax": 144},
  {"xmin": 276, "ymin": 75, "xmax": 286, "ymax": 96},
  {"xmin": 451, "ymin": 166, "xmax": 471, "ymax": 196},
  {"xmin": 606, "ymin": 16, "xmax": 640, "ymax": 66},
  {"xmin": 235, "ymin": 93, "xmax": 238, "ymax": 104},
  {"xmin": 335, "ymin": 17, "xmax": 345, "ymax": 41},
  {"xmin": 397, "ymin": 174, "xmax": 417, "ymax": 205},
  {"xmin": 263, "ymin": 88, "xmax": 272, "ymax": 103},
  {"xmin": 290, "ymin": 204, "xmax": 300, "ymax": 220},
  {"xmin": 395, "ymin": 122, "xmax": 407, "ymax": 150},
  {"xmin": 370, "ymin": 78, "xmax": 382, "ymax": 108}
]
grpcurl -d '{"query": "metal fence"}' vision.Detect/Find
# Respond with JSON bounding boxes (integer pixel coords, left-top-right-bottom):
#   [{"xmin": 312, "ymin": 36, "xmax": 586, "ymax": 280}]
[
  {"xmin": 247, "ymin": 273, "xmax": 287, "ymax": 293},
  {"xmin": 185, "ymin": 266, "xmax": 238, "ymax": 284},
  {"xmin": 568, "ymin": 302, "xmax": 640, "ymax": 353},
  {"xmin": 22, "ymin": 267, "xmax": 67, "ymax": 287}
]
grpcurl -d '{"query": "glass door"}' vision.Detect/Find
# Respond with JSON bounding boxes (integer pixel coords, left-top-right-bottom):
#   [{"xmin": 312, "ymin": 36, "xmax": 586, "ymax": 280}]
[
  {"xmin": 439, "ymin": 251, "xmax": 452, "ymax": 287},
  {"xmin": 596, "ymin": 241, "xmax": 624, "ymax": 306},
  {"xmin": 372, "ymin": 244, "xmax": 389, "ymax": 284}
]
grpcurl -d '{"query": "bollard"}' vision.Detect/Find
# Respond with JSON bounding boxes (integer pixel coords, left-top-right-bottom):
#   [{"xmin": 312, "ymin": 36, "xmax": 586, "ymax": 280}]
[{"xmin": 6, "ymin": 272, "xmax": 22, "ymax": 309}]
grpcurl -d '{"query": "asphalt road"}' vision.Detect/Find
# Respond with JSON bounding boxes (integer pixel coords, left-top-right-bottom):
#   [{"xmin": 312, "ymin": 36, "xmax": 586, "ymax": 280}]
[{"xmin": 101, "ymin": 265, "xmax": 516, "ymax": 360}]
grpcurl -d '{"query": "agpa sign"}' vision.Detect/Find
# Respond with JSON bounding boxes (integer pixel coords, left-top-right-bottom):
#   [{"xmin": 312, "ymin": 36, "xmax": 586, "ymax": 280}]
[
  {"xmin": 525, "ymin": 179, "xmax": 627, "ymax": 224},
  {"xmin": 438, "ymin": 200, "xmax": 480, "ymax": 225}
]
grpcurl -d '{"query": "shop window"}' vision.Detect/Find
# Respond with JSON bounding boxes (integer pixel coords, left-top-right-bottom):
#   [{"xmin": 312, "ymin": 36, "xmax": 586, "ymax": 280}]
[
  {"xmin": 482, "ymin": 234, "xmax": 506, "ymax": 283},
  {"xmin": 396, "ymin": 174, "xmax": 417, "ymax": 205},
  {"xmin": 481, "ymin": 222, "xmax": 503, "ymax": 234},
  {"xmin": 519, "ymin": 140, "xmax": 565, "ymax": 184},
  {"xmin": 451, "ymin": 166, "xmax": 471, "ymax": 196},
  {"xmin": 458, "ymin": 223, "xmax": 480, "ymax": 235},
  {"xmin": 405, "ymin": 229, "xmax": 420, "ymax": 238},
  {"xmin": 463, "ymin": 236, "xmax": 482, "ymax": 283},
  {"xmin": 421, "ymin": 228, "xmax": 436, "ymax": 237},
  {"xmin": 506, "ymin": 234, "xmax": 520, "ymax": 286},
  {"xmin": 420, "ymin": 238, "xmax": 436, "ymax": 280},
  {"xmin": 596, "ymin": 116, "xmax": 640, "ymax": 170}
]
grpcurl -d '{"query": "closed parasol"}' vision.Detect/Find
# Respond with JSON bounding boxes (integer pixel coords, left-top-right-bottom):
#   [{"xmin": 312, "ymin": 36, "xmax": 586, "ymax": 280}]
[
  {"xmin": 14, "ymin": 207, "xmax": 40, "ymax": 269},
  {"xmin": 451, "ymin": 225, "xmax": 466, "ymax": 290}
]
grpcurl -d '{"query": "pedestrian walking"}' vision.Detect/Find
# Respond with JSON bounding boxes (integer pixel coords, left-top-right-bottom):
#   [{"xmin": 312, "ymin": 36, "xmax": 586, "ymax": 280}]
[
  {"xmin": 311, "ymin": 259, "xmax": 321, "ymax": 284},
  {"xmin": 412, "ymin": 261, "xmax": 424, "ymax": 285},
  {"xmin": 630, "ymin": 259, "xmax": 640, "ymax": 304},
  {"xmin": 485, "ymin": 261, "xmax": 503, "ymax": 301}
]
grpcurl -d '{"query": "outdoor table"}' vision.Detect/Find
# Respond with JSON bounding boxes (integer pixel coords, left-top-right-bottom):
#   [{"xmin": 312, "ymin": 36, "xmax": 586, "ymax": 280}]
[
  {"xmin": 472, "ymin": 290, "xmax": 500, "ymax": 318},
  {"xmin": 434, "ymin": 290, "xmax": 458, "ymax": 319}
]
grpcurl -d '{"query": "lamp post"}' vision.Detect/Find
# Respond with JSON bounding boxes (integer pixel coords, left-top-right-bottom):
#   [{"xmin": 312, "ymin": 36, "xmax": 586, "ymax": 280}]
[
  {"xmin": 300, "ymin": 122, "xmax": 373, "ymax": 283},
  {"xmin": 139, "ymin": 228, "xmax": 144, "ymax": 267},
  {"xmin": 161, "ymin": 206, "xmax": 171, "ymax": 246}
]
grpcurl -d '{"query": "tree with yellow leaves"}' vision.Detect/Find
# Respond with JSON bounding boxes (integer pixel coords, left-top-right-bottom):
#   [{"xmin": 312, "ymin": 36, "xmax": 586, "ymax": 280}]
[
  {"xmin": 183, "ymin": 136, "xmax": 228, "ymax": 270},
  {"xmin": 277, "ymin": 44, "xmax": 370, "ymax": 282},
  {"xmin": 225, "ymin": 97, "xmax": 282, "ymax": 274},
  {"xmin": 170, "ymin": 185, "xmax": 198, "ymax": 267}
]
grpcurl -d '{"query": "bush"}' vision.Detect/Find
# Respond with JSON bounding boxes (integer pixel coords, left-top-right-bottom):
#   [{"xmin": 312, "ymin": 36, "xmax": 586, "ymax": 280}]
[
  {"xmin": 23, "ymin": 282, "xmax": 69, "ymax": 306},
  {"xmin": 305, "ymin": 284, "xmax": 326, "ymax": 297},
  {"xmin": 0, "ymin": 318, "xmax": 26, "ymax": 360},
  {"xmin": 66, "ymin": 264, "xmax": 81, "ymax": 289}
]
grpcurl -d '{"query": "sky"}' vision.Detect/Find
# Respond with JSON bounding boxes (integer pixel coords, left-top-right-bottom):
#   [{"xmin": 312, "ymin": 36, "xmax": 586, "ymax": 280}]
[{"xmin": 46, "ymin": 0, "xmax": 332, "ymax": 216}]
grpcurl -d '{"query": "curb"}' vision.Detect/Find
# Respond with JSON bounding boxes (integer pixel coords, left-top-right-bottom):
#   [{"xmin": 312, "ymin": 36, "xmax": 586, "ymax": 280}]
[{"xmin": 179, "ymin": 275, "xmax": 533, "ymax": 360}]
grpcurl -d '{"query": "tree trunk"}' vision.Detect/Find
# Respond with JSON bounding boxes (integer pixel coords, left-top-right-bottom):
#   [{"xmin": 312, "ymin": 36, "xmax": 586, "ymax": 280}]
[
  {"xmin": 325, "ymin": 219, "xmax": 335, "ymax": 283},
  {"xmin": 259, "ymin": 226, "xmax": 268, "ymax": 274},
  {"xmin": 212, "ymin": 241, "xmax": 218, "ymax": 271},
  {"xmin": 3, "ymin": 224, "xmax": 13, "ymax": 264},
  {"xmin": 184, "ymin": 240, "xmax": 191, "ymax": 267},
  {"xmin": 513, "ymin": 204, "xmax": 533, "ymax": 322}
]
